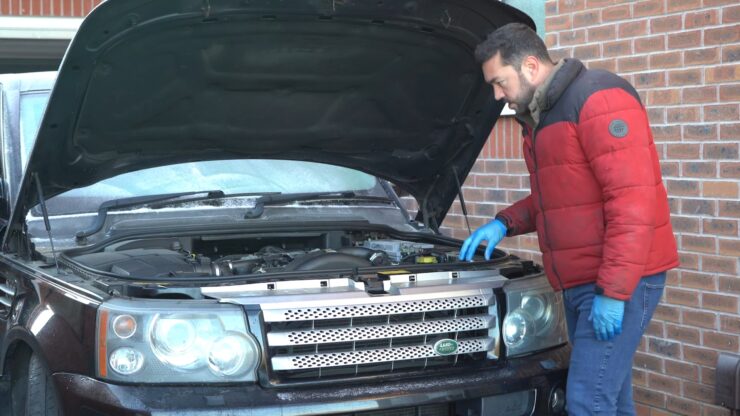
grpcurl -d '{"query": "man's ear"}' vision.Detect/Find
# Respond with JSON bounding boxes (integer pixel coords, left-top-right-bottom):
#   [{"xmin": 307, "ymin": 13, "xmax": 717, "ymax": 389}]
[{"xmin": 520, "ymin": 55, "xmax": 539, "ymax": 83}]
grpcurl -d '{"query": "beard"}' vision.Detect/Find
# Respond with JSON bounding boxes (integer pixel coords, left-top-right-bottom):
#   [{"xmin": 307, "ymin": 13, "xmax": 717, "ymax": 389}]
[{"xmin": 510, "ymin": 72, "xmax": 536, "ymax": 116}]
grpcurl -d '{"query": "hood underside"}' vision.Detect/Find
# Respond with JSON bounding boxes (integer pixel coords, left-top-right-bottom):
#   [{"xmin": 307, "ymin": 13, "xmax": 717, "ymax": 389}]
[{"xmin": 11, "ymin": 0, "xmax": 532, "ymax": 235}]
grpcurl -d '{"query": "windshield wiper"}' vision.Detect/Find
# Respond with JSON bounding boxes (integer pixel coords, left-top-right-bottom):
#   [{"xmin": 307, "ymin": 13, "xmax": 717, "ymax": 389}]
[
  {"xmin": 243, "ymin": 191, "xmax": 393, "ymax": 219},
  {"xmin": 75, "ymin": 190, "xmax": 225, "ymax": 243}
]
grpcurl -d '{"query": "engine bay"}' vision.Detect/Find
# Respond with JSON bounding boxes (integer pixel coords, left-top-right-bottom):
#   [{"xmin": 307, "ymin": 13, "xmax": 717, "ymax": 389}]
[{"xmin": 68, "ymin": 231, "xmax": 465, "ymax": 279}]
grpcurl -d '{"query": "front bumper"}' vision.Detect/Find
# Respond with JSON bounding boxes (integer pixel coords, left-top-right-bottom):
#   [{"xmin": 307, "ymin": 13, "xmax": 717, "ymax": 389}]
[{"xmin": 54, "ymin": 345, "xmax": 569, "ymax": 416}]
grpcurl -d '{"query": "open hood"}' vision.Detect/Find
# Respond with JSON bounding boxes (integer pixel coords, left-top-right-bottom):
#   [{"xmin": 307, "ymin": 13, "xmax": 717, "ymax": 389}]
[{"xmin": 9, "ymin": 0, "xmax": 532, "ymax": 237}]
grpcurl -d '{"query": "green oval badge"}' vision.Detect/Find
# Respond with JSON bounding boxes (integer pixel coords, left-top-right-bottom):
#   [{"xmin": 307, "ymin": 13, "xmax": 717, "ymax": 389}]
[{"xmin": 433, "ymin": 339, "xmax": 459, "ymax": 355}]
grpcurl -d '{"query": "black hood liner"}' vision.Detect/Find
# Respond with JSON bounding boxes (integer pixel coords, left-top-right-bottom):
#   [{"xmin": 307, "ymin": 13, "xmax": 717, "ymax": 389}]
[{"xmin": 8, "ymin": 0, "xmax": 533, "ymax": 243}]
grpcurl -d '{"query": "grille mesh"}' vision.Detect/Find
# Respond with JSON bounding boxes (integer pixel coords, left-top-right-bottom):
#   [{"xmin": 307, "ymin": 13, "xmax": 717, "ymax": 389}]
[
  {"xmin": 264, "ymin": 295, "xmax": 489, "ymax": 322},
  {"xmin": 263, "ymin": 292, "xmax": 498, "ymax": 382},
  {"xmin": 268, "ymin": 316, "xmax": 493, "ymax": 346},
  {"xmin": 272, "ymin": 338, "xmax": 490, "ymax": 370}
]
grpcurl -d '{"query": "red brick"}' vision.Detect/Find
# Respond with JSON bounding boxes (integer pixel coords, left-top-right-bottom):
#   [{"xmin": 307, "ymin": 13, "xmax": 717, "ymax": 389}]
[
  {"xmin": 705, "ymin": 25, "xmax": 740, "ymax": 46},
  {"xmin": 666, "ymin": 323, "xmax": 701, "ymax": 344},
  {"xmin": 652, "ymin": 125, "xmax": 681, "ymax": 141},
  {"xmin": 679, "ymin": 252, "xmax": 700, "ymax": 271},
  {"xmin": 719, "ymin": 275, "xmax": 740, "ymax": 295},
  {"xmin": 633, "ymin": 368, "xmax": 647, "ymax": 387},
  {"xmin": 661, "ymin": 161, "xmax": 679, "ymax": 177},
  {"xmin": 682, "ymin": 309, "xmax": 717, "ymax": 329},
  {"xmin": 667, "ymin": 107, "xmax": 700, "ymax": 123},
  {"xmin": 588, "ymin": 25, "xmax": 616, "ymax": 42},
  {"xmin": 702, "ymin": 255, "xmax": 737, "ymax": 275},
  {"xmin": 719, "ymin": 200, "xmax": 740, "ymax": 218},
  {"xmin": 723, "ymin": 44, "xmax": 740, "ymax": 63},
  {"xmin": 649, "ymin": 337, "xmax": 681, "ymax": 358},
  {"xmin": 681, "ymin": 235, "xmax": 716, "ymax": 254},
  {"xmin": 651, "ymin": 15, "xmax": 682, "ymax": 33},
  {"xmin": 650, "ymin": 52, "xmax": 682, "ymax": 70},
  {"xmin": 668, "ymin": 30, "xmax": 702, "ymax": 50},
  {"xmin": 546, "ymin": 15, "xmax": 572, "ymax": 31},
  {"xmin": 574, "ymin": 44, "xmax": 601, "ymax": 61},
  {"xmin": 634, "ymin": 351, "xmax": 663, "ymax": 372},
  {"xmin": 703, "ymin": 218, "xmax": 738, "ymax": 236},
  {"xmin": 685, "ymin": 47, "xmax": 721, "ymax": 66},
  {"xmin": 685, "ymin": 9, "xmax": 719, "ymax": 29},
  {"xmin": 667, "ymin": 0, "xmax": 701, "ymax": 12},
  {"xmin": 546, "ymin": 1, "xmax": 557, "ymax": 14},
  {"xmin": 559, "ymin": 0, "xmax": 585, "ymax": 13},
  {"xmin": 703, "ymin": 404, "xmax": 733, "ymax": 416},
  {"xmin": 634, "ymin": 0, "xmax": 664, "ymax": 18},
  {"xmin": 634, "ymin": 386, "xmax": 666, "ymax": 408},
  {"xmin": 647, "ymin": 88, "xmax": 681, "ymax": 106},
  {"xmin": 720, "ymin": 162, "xmax": 740, "ymax": 179},
  {"xmin": 619, "ymin": 56, "xmax": 649, "ymax": 73},
  {"xmin": 704, "ymin": 182, "xmax": 739, "ymax": 199},
  {"xmin": 703, "ymin": 293, "xmax": 739, "ymax": 313},
  {"xmin": 703, "ymin": 330, "xmax": 739, "ymax": 352},
  {"xmin": 684, "ymin": 382, "xmax": 715, "ymax": 404},
  {"xmin": 704, "ymin": 143, "xmax": 739, "ymax": 160},
  {"xmin": 604, "ymin": 39, "xmax": 632, "ymax": 57},
  {"xmin": 646, "ymin": 320, "xmax": 665, "ymax": 337},
  {"xmin": 635, "ymin": 36, "xmax": 665, "ymax": 53},
  {"xmin": 634, "ymin": 71, "xmax": 665, "ymax": 88},
  {"xmin": 603, "ymin": 4, "xmax": 631, "ymax": 22},
  {"xmin": 669, "ymin": 68, "xmax": 701, "ymax": 86},
  {"xmin": 682, "ymin": 87, "xmax": 717, "ymax": 104},
  {"xmin": 671, "ymin": 216, "xmax": 701, "ymax": 233},
  {"xmin": 667, "ymin": 179, "xmax": 700, "ymax": 196},
  {"xmin": 648, "ymin": 373, "xmax": 681, "ymax": 395},
  {"xmin": 720, "ymin": 123, "xmax": 740, "ymax": 140},
  {"xmin": 725, "ymin": 4, "xmax": 740, "ymax": 24},
  {"xmin": 702, "ymin": 366, "xmax": 717, "ymax": 387},
  {"xmin": 719, "ymin": 239, "xmax": 740, "ymax": 257},
  {"xmin": 684, "ymin": 345, "xmax": 718, "ymax": 366},
  {"xmin": 706, "ymin": 65, "xmax": 740, "ymax": 83},
  {"xmin": 682, "ymin": 199, "xmax": 716, "ymax": 216},
  {"xmin": 653, "ymin": 304, "xmax": 681, "ymax": 323},
  {"xmin": 683, "ymin": 124, "xmax": 717, "ymax": 141},
  {"xmin": 619, "ymin": 20, "xmax": 648, "ymax": 38},
  {"xmin": 647, "ymin": 107, "xmax": 664, "ymax": 124},
  {"xmin": 705, "ymin": 104, "xmax": 739, "ymax": 122},
  {"xmin": 665, "ymin": 287, "xmax": 701, "ymax": 307},
  {"xmin": 559, "ymin": 29, "xmax": 586, "ymax": 46},
  {"xmin": 682, "ymin": 271, "xmax": 717, "ymax": 291},
  {"xmin": 587, "ymin": 59, "xmax": 616, "ymax": 72},
  {"xmin": 665, "ymin": 359, "xmax": 699, "ymax": 382},
  {"xmin": 721, "ymin": 315, "xmax": 740, "ymax": 334},
  {"xmin": 573, "ymin": 10, "xmax": 600, "ymax": 28},
  {"xmin": 720, "ymin": 84, "xmax": 740, "ymax": 101}
]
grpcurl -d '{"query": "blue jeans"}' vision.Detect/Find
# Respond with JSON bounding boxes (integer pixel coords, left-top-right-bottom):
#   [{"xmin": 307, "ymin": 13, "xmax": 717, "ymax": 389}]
[{"xmin": 563, "ymin": 272, "xmax": 666, "ymax": 416}]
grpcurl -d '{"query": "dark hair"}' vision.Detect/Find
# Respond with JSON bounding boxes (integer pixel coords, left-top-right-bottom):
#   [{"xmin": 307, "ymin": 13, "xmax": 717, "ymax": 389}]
[{"xmin": 474, "ymin": 23, "xmax": 553, "ymax": 68}]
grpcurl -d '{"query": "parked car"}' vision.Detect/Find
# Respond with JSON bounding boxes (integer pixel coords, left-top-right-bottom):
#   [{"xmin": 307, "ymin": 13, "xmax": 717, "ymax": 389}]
[{"xmin": 0, "ymin": 1, "xmax": 569, "ymax": 415}]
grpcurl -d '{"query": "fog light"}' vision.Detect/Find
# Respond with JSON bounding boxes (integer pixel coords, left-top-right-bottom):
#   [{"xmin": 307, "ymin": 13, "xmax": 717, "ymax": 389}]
[
  {"xmin": 503, "ymin": 310, "xmax": 534, "ymax": 348},
  {"xmin": 550, "ymin": 387, "xmax": 566, "ymax": 414},
  {"xmin": 109, "ymin": 347, "xmax": 144, "ymax": 375}
]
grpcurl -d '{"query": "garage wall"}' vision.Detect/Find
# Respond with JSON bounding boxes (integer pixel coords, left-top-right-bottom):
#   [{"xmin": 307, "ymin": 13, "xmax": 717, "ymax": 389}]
[
  {"xmin": 442, "ymin": 1, "xmax": 740, "ymax": 415},
  {"xmin": 0, "ymin": 0, "xmax": 100, "ymax": 16}
]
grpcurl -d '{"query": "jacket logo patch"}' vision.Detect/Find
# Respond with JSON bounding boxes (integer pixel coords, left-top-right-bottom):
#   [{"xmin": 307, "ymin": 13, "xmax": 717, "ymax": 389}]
[{"xmin": 608, "ymin": 119, "xmax": 628, "ymax": 138}]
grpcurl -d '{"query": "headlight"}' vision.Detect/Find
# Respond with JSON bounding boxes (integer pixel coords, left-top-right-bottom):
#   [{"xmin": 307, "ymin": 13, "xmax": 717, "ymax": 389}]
[
  {"xmin": 97, "ymin": 299, "xmax": 260, "ymax": 383},
  {"xmin": 503, "ymin": 276, "xmax": 567, "ymax": 357}
]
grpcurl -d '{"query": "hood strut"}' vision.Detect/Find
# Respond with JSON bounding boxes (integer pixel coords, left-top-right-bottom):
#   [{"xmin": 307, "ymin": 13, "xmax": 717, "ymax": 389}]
[
  {"xmin": 33, "ymin": 173, "xmax": 60, "ymax": 273},
  {"xmin": 452, "ymin": 166, "xmax": 472, "ymax": 235}
]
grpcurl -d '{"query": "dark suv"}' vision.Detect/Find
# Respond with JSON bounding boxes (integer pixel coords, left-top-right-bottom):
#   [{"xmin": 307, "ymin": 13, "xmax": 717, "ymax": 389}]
[{"xmin": 0, "ymin": 1, "xmax": 568, "ymax": 415}]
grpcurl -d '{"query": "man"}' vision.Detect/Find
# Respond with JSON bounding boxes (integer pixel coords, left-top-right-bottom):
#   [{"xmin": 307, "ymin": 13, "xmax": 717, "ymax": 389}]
[{"xmin": 459, "ymin": 23, "xmax": 679, "ymax": 415}]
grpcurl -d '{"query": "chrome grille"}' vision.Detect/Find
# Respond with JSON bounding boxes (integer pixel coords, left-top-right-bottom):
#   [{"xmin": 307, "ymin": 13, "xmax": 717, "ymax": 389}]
[
  {"xmin": 262, "ymin": 290, "xmax": 499, "ymax": 382},
  {"xmin": 0, "ymin": 279, "xmax": 14, "ymax": 316}
]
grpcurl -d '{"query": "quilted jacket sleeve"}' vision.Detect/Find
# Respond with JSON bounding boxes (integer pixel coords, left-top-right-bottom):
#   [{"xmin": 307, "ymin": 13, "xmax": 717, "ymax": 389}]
[
  {"xmin": 496, "ymin": 194, "xmax": 537, "ymax": 237},
  {"xmin": 577, "ymin": 87, "xmax": 657, "ymax": 300}
]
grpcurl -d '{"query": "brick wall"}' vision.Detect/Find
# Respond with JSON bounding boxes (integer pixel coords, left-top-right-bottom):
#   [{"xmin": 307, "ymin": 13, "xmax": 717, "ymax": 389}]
[
  {"xmin": 0, "ymin": 0, "xmax": 101, "ymax": 16},
  {"xmin": 442, "ymin": 1, "xmax": 740, "ymax": 415}
]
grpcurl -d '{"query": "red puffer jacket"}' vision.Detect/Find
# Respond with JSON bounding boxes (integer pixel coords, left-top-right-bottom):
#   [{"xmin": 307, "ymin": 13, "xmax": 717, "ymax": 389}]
[{"xmin": 496, "ymin": 59, "xmax": 679, "ymax": 301}]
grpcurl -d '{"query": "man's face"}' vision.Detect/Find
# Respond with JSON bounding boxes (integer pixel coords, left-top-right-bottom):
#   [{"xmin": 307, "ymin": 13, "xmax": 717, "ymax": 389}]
[{"xmin": 482, "ymin": 53, "xmax": 536, "ymax": 116}]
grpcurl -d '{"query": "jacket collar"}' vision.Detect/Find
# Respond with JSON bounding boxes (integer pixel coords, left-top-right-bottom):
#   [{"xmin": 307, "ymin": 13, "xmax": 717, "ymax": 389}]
[{"xmin": 524, "ymin": 58, "xmax": 585, "ymax": 128}]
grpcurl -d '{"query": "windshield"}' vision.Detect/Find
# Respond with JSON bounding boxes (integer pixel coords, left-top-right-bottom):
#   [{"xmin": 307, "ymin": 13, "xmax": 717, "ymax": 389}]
[{"xmin": 44, "ymin": 159, "xmax": 380, "ymax": 215}]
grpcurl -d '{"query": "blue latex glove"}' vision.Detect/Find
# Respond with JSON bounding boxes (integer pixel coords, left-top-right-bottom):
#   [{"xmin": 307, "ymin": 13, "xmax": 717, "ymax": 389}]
[
  {"xmin": 589, "ymin": 294, "xmax": 625, "ymax": 341},
  {"xmin": 458, "ymin": 219, "xmax": 507, "ymax": 261}
]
